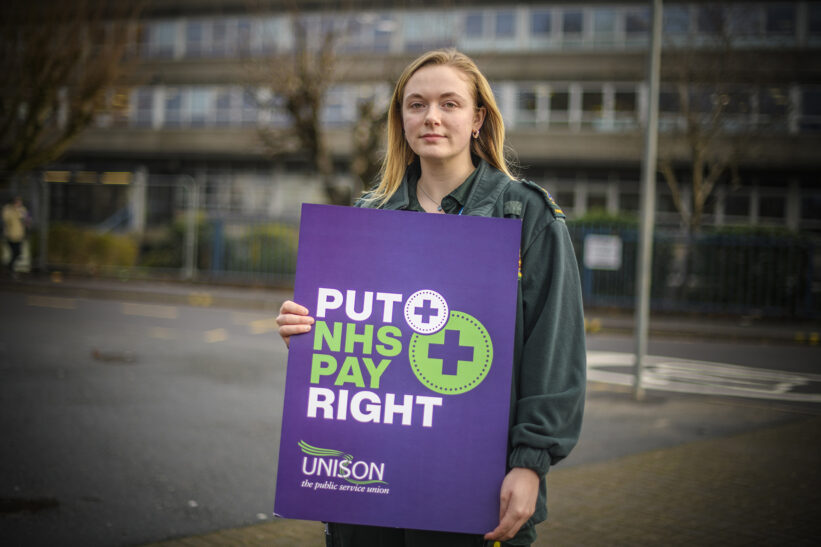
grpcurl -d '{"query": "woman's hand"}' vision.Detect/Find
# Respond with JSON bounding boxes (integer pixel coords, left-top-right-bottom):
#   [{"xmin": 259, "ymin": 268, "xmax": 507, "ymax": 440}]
[
  {"xmin": 484, "ymin": 467, "xmax": 540, "ymax": 542},
  {"xmin": 276, "ymin": 300, "xmax": 315, "ymax": 348}
]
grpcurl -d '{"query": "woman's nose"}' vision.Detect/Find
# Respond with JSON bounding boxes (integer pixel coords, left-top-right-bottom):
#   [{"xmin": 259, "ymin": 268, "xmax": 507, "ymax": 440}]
[{"xmin": 424, "ymin": 105, "xmax": 441, "ymax": 125}]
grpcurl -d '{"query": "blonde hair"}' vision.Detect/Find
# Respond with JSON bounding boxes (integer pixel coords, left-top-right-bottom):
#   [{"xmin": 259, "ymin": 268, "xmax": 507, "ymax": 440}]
[{"xmin": 365, "ymin": 48, "xmax": 514, "ymax": 206}]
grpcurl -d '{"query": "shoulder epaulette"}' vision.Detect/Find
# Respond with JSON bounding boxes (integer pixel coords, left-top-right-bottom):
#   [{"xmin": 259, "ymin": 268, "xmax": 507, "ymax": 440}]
[{"xmin": 520, "ymin": 179, "xmax": 566, "ymax": 220}]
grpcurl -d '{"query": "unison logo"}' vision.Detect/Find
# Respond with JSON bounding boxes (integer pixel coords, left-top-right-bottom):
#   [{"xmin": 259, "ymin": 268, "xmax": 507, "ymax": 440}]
[{"xmin": 299, "ymin": 440, "xmax": 388, "ymax": 485}]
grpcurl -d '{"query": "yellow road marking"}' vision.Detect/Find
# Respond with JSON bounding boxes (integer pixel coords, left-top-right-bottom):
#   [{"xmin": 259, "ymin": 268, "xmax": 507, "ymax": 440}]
[
  {"xmin": 188, "ymin": 292, "xmax": 213, "ymax": 307},
  {"xmin": 26, "ymin": 295, "xmax": 77, "ymax": 309},
  {"xmin": 122, "ymin": 302, "xmax": 178, "ymax": 319},
  {"xmin": 230, "ymin": 312, "xmax": 259, "ymax": 325},
  {"xmin": 204, "ymin": 328, "xmax": 227, "ymax": 343},
  {"xmin": 148, "ymin": 326, "xmax": 176, "ymax": 340},
  {"xmin": 248, "ymin": 317, "xmax": 279, "ymax": 334}
]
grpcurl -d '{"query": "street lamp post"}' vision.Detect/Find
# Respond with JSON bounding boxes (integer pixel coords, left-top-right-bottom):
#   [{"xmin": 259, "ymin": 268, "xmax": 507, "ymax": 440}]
[{"xmin": 634, "ymin": 0, "xmax": 663, "ymax": 400}]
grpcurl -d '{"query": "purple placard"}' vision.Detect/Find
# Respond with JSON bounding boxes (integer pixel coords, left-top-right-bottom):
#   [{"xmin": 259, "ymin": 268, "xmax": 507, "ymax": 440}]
[{"xmin": 274, "ymin": 203, "xmax": 521, "ymax": 534}]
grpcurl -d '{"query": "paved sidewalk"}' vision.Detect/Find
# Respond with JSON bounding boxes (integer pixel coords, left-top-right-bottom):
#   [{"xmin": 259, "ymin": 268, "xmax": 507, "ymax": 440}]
[
  {"xmin": 1, "ymin": 274, "xmax": 818, "ymax": 344},
  {"xmin": 144, "ymin": 416, "xmax": 820, "ymax": 547}
]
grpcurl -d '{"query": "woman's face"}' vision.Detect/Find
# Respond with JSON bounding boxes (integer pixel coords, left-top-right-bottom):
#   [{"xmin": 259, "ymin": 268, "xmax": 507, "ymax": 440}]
[{"xmin": 401, "ymin": 64, "xmax": 485, "ymax": 166}]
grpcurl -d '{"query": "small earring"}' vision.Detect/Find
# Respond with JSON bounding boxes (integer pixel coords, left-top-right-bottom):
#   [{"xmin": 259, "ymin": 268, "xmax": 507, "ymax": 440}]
[{"xmin": 472, "ymin": 129, "xmax": 480, "ymax": 139}]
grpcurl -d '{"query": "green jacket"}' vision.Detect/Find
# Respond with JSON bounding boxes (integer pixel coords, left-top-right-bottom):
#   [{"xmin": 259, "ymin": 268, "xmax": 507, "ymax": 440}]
[{"xmin": 357, "ymin": 159, "xmax": 586, "ymax": 545}]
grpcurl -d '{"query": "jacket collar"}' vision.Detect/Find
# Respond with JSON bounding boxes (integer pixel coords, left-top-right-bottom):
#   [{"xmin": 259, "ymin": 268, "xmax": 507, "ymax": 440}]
[{"xmin": 381, "ymin": 158, "xmax": 512, "ymax": 215}]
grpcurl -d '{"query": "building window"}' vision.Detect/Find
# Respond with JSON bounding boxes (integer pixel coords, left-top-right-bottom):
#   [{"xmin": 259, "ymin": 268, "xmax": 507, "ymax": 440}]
[
  {"xmin": 721, "ymin": 90, "xmax": 752, "ymax": 114},
  {"xmin": 658, "ymin": 89, "xmax": 682, "ymax": 131},
  {"xmin": 581, "ymin": 89, "xmax": 605, "ymax": 129},
  {"xmin": 107, "ymin": 88, "xmax": 131, "ymax": 127},
  {"xmin": 659, "ymin": 89, "xmax": 680, "ymax": 113},
  {"xmin": 688, "ymin": 88, "xmax": 715, "ymax": 115},
  {"xmin": 165, "ymin": 88, "xmax": 183, "ymax": 127},
  {"xmin": 215, "ymin": 89, "xmax": 233, "ymax": 125},
  {"xmin": 531, "ymin": 10, "xmax": 551, "ymax": 37},
  {"xmin": 241, "ymin": 90, "xmax": 258, "ymax": 126},
  {"xmin": 322, "ymin": 86, "xmax": 349, "ymax": 127},
  {"xmin": 563, "ymin": 11, "xmax": 583, "ymax": 34},
  {"xmin": 696, "ymin": 6, "xmax": 724, "ymax": 35},
  {"xmin": 562, "ymin": 9, "xmax": 584, "ymax": 46},
  {"xmin": 758, "ymin": 195, "xmax": 785, "ymax": 219},
  {"xmin": 800, "ymin": 89, "xmax": 821, "ymax": 132},
  {"xmin": 211, "ymin": 19, "xmax": 232, "ymax": 57},
  {"xmin": 135, "ymin": 88, "xmax": 154, "ymax": 127},
  {"xmin": 190, "ymin": 88, "xmax": 209, "ymax": 127},
  {"xmin": 237, "ymin": 19, "xmax": 253, "ymax": 56},
  {"xmin": 465, "ymin": 12, "xmax": 484, "ymax": 38},
  {"xmin": 404, "ymin": 12, "xmax": 455, "ymax": 52},
  {"xmin": 619, "ymin": 192, "xmax": 640, "ymax": 212},
  {"xmin": 340, "ymin": 14, "xmax": 394, "ymax": 54},
  {"xmin": 495, "ymin": 10, "xmax": 516, "ymax": 38},
  {"xmin": 268, "ymin": 94, "xmax": 291, "ymax": 127},
  {"xmin": 185, "ymin": 21, "xmax": 206, "ymax": 58},
  {"xmin": 587, "ymin": 193, "xmax": 607, "ymax": 212},
  {"xmin": 373, "ymin": 15, "xmax": 396, "ymax": 52},
  {"xmin": 758, "ymin": 87, "xmax": 790, "ymax": 131},
  {"xmin": 517, "ymin": 88, "xmax": 538, "ymax": 127},
  {"xmin": 148, "ymin": 21, "xmax": 177, "ymax": 58},
  {"xmin": 614, "ymin": 89, "xmax": 638, "ymax": 129},
  {"xmin": 727, "ymin": 5, "xmax": 762, "ymax": 37},
  {"xmin": 801, "ymin": 195, "xmax": 821, "ymax": 223},
  {"xmin": 593, "ymin": 8, "xmax": 617, "ymax": 45},
  {"xmin": 625, "ymin": 8, "xmax": 650, "ymax": 35},
  {"xmin": 809, "ymin": 4, "xmax": 821, "ymax": 35},
  {"xmin": 549, "ymin": 88, "xmax": 570, "ymax": 128},
  {"xmin": 664, "ymin": 6, "xmax": 691, "ymax": 34},
  {"xmin": 259, "ymin": 17, "xmax": 280, "ymax": 54},
  {"xmin": 765, "ymin": 5, "xmax": 795, "ymax": 35},
  {"xmin": 725, "ymin": 193, "xmax": 750, "ymax": 217}
]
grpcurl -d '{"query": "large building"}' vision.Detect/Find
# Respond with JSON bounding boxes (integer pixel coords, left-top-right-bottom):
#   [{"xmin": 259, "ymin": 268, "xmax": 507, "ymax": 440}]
[{"xmin": 46, "ymin": 0, "xmax": 821, "ymax": 233}]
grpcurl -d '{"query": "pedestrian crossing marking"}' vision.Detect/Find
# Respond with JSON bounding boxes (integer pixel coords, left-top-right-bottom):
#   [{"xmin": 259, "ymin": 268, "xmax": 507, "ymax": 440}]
[{"xmin": 587, "ymin": 351, "xmax": 821, "ymax": 403}]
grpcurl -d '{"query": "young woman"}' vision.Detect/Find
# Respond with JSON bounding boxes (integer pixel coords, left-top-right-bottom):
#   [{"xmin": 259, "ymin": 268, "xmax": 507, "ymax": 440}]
[{"xmin": 277, "ymin": 49, "xmax": 586, "ymax": 547}]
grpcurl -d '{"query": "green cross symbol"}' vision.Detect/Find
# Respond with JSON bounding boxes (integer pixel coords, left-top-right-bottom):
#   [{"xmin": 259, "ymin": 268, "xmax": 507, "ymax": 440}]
[{"xmin": 408, "ymin": 311, "xmax": 493, "ymax": 395}]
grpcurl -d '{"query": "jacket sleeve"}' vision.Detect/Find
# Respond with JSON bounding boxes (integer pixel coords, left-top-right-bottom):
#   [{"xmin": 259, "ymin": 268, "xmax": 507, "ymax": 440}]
[{"xmin": 507, "ymin": 217, "xmax": 586, "ymax": 476}]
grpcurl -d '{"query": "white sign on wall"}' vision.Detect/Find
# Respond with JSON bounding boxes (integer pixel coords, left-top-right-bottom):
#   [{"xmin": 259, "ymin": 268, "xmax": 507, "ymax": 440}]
[{"xmin": 583, "ymin": 234, "xmax": 623, "ymax": 271}]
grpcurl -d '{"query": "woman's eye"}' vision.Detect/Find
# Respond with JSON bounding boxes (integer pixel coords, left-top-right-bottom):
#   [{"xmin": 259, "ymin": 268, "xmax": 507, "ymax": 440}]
[
  {"xmin": 443, "ymin": 101, "xmax": 458, "ymax": 109},
  {"xmin": 409, "ymin": 102, "xmax": 425, "ymax": 110}
]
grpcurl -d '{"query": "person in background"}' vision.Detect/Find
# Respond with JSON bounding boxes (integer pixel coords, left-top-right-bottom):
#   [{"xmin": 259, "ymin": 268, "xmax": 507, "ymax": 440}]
[
  {"xmin": 2, "ymin": 196, "xmax": 30, "ymax": 278},
  {"xmin": 277, "ymin": 49, "xmax": 586, "ymax": 547}
]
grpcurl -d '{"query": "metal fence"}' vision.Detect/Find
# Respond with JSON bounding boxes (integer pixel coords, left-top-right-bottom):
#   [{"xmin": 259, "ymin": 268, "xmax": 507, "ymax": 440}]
[
  {"xmin": 4, "ymin": 174, "xmax": 819, "ymax": 318},
  {"xmin": 6, "ymin": 174, "xmax": 299, "ymax": 287},
  {"xmin": 568, "ymin": 223, "xmax": 820, "ymax": 319}
]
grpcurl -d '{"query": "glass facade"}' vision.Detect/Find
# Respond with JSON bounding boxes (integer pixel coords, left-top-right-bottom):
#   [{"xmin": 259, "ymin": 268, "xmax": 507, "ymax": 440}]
[
  {"xmin": 108, "ymin": 80, "xmax": 815, "ymax": 135},
  {"xmin": 135, "ymin": 3, "xmax": 818, "ymax": 59}
]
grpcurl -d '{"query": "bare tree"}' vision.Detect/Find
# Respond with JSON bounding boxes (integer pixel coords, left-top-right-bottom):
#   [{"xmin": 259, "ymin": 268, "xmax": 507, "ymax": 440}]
[
  {"xmin": 658, "ymin": 4, "xmax": 792, "ymax": 235},
  {"xmin": 0, "ymin": 0, "xmax": 143, "ymax": 186},
  {"xmin": 249, "ymin": 10, "xmax": 350, "ymax": 205},
  {"xmin": 655, "ymin": 5, "xmax": 798, "ymax": 296},
  {"xmin": 247, "ymin": 3, "xmax": 394, "ymax": 206},
  {"xmin": 350, "ymin": 94, "xmax": 388, "ymax": 197}
]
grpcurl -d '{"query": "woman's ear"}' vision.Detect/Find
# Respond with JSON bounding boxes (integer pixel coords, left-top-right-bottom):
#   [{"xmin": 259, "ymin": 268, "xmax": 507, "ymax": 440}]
[{"xmin": 474, "ymin": 106, "xmax": 487, "ymax": 131}]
